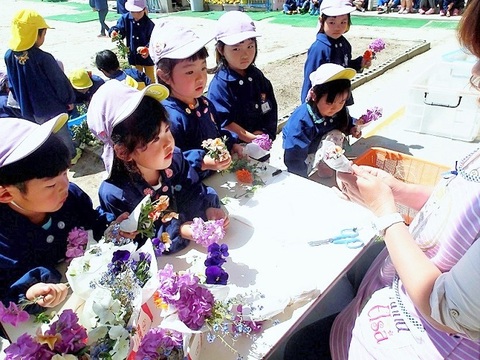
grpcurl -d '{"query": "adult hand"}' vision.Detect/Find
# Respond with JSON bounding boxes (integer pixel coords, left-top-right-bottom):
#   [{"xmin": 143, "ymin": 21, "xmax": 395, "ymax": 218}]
[
  {"xmin": 26, "ymin": 283, "xmax": 68, "ymax": 308},
  {"xmin": 337, "ymin": 164, "xmax": 397, "ymax": 216}
]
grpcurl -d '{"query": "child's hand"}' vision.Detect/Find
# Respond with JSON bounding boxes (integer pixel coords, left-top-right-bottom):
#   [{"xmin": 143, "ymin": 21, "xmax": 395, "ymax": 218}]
[
  {"xmin": 104, "ymin": 212, "xmax": 138, "ymax": 241},
  {"xmin": 350, "ymin": 125, "xmax": 362, "ymax": 139},
  {"xmin": 231, "ymin": 143, "xmax": 245, "ymax": 158},
  {"xmin": 137, "ymin": 46, "xmax": 149, "ymax": 58},
  {"xmin": 361, "ymin": 52, "xmax": 372, "ymax": 69},
  {"xmin": 110, "ymin": 30, "xmax": 119, "ymax": 39},
  {"xmin": 206, "ymin": 207, "xmax": 230, "ymax": 229},
  {"xmin": 67, "ymin": 103, "xmax": 74, "ymax": 111},
  {"xmin": 203, "ymin": 153, "xmax": 232, "ymax": 171},
  {"xmin": 179, "ymin": 221, "xmax": 194, "ymax": 241},
  {"xmin": 26, "ymin": 283, "xmax": 68, "ymax": 308}
]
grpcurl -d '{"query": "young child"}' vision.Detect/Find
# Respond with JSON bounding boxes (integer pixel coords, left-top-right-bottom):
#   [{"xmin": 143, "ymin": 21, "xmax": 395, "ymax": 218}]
[
  {"xmin": 207, "ymin": 11, "xmax": 278, "ymax": 144},
  {"xmin": 4, "ymin": 9, "xmax": 76, "ymax": 159},
  {"xmin": 0, "ymin": 115, "xmax": 120, "ymax": 316},
  {"xmin": 283, "ymin": 64, "xmax": 361, "ymax": 178},
  {"xmin": 149, "ymin": 22, "xmax": 243, "ymax": 179},
  {"xmin": 300, "ymin": 0, "xmax": 371, "ymax": 103},
  {"xmin": 68, "ymin": 68, "xmax": 105, "ymax": 119},
  {"xmin": 109, "ymin": 0, "xmax": 155, "ymax": 83},
  {"xmin": 87, "ymin": 80, "xmax": 228, "ymax": 252},
  {"xmin": 89, "ymin": 0, "xmax": 110, "ymax": 38},
  {"xmin": 95, "ymin": 49, "xmax": 151, "ymax": 90}
]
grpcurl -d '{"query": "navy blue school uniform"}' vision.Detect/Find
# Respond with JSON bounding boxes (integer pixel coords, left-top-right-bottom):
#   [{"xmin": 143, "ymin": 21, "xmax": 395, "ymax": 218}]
[
  {"xmin": 300, "ymin": 33, "xmax": 363, "ymax": 103},
  {"xmin": 4, "ymin": 47, "xmax": 75, "ymax": 122},
  {"xmin": 99, "ymin": 147, "xmax": 220, "ymax": 253},
  {"xmin": 117, "ymin": 0, "xmax": 128, "ymax": 14},
  {"xmin": 207, "ymin": 65, "xmax": 278, "ymax": 141},
  {"xmin": 282, "ymin": 103, "xmax": 353, "ymax": 178},
  {"xmin": 0, "ymin": 183, "xmax": 114, "ymax": 311},
  {"xmin": 162, "ymin": 96, "xmax": 238, "ymax": 179},
  {"xmin": 109, "ymin": 13, "xmax": 155, "ymax": 67}
]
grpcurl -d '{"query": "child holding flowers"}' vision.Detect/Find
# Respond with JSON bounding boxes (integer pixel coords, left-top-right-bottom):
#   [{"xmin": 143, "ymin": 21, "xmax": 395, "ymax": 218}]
[
  {"xmin": 108, "ymin": 0, "xmax": 155, "ymax": 83},
  {"xmin": 0, "ymin": 115, "xmax": 122, "ymax": 318},
  {"xmin": 87, "ymin": 80, "xmax": 228, "ymax": 252},
  {"xmin": 300, "ymin": 0, "xmax": 371, "ymax": 103},
  {"xmin": 283, "ymin": 64, "xmax": 361, "ymax": 178},
  {"xmin": 149, "ymin": 22, "xmax": 243, "ymax": 179},
  {"xmin": 207, "ymin": 11, "xmax": 279, "ymax": 144}
]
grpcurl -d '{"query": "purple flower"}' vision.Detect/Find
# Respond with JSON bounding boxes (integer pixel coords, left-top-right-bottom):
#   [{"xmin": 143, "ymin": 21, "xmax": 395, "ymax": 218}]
[
  {"xmin": 205, "ymin": 265, "xmax": 229, "ymax": 285},
  {"xmin": 176, "ymin": 285, "xmax": 214, "ymax": 330},
  {"xmin": 0, "ymin": 301, "xmax": 29, "ymax": 327},
  {"xmin": 65, "ymin": 227, "xmax": 89, "ymax": 263},
  {"xmin": 252, "ymin": 134, "xmax": 273, "ymax": 151},
  {"xmin": 4, "ymin": 333, "xmax": 44, "ymax": 359},
  {"xmin": 135, "ymin": 327, "xmax": 183, "ymax": 360},
  {"xmin": 358, "ymin": 106, "xmax": 383, "ymax": 126},
  {"xmin": 191, "ymin": 218, "xmax": 226, "ymax": 247},
  {"xmin": 109, "ymin": 249, "xmax": 131, "ymax": 273},
  {"xmin": 368, "ymin": 38, "xmax": 386, "ymax": 53},
  {"xmin": 152, "ymin": 237, "xmax": 166, "ymax": 256},
  {"xmin": 45, "ymin": 309, "xmax": 87, "ymax": 354}
]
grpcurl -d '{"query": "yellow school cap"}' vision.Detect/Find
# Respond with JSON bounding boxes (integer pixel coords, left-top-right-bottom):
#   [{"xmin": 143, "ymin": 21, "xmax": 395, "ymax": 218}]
[
  {"xmin": 68, "ymin": 69, "xmax": 93, "ymax": 90},
  {"xmin": 9, "ymin": 9, "xmax": 52, "ymax": 52}
]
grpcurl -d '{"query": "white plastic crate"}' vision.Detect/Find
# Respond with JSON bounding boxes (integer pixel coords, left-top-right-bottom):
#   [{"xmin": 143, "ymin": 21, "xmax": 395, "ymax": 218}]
[{"xmin": 404, "ymin": 61, "xmax": 480, "ymax": 142}]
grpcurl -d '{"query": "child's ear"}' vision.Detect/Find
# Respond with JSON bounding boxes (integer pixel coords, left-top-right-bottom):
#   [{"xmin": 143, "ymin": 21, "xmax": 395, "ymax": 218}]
[
  {"xmin": 0, "ymin": 186, "xmax": 14, "ymax": 204},
  {"xmin": 156, "ymin": 69, "xmax": 171, "ymax": 85},
  {"xmin": 113, "ymin": 144, "xmax": 132, "ymax": 162}
]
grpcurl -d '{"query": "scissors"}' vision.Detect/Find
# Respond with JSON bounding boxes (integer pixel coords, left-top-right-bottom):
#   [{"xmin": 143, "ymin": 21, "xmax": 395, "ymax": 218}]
[{"xmin": 308, "ymin": 227, "xmax": 365, "ymax": 249}]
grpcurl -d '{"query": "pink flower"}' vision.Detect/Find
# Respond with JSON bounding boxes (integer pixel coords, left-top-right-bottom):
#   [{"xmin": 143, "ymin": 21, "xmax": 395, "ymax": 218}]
[
  {"xmin": 0, "ymin": 301, "xmax": 30, "ymax": 327},
  {"xmin": 65, "ymin": 227, "xmax": 88, "ymax": 263},
  {"xmin": 252, "ymin": 134, "xmax": 273, "ymax": 151},
  {"xmin": 368, "ymin": 38, "xmax": 386, "ymax": 53}
]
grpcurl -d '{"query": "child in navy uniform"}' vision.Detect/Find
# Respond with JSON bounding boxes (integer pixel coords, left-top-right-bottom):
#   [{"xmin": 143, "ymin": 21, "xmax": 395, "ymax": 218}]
[
  {"xmin": 283, "ymin": 64, "xmax": 361, "ymax": 178},
  {"xmin": 87, "ymin": 80, "xmax": 228, "ymax": 251},
  {"xmin": 95, "ymin": 49, "xmax": 151, "ymax": 90},
  {"xmin": 68, "ymin": 68, "xmax": 105, "ymax": 119},
  {"xmin": 4, "ymin": 10, "xmax": 76, "ymax": 159},
  {"xmin": 109, "ymin": 0, "xmax": 155, "ymax": 83},
  {"xmin": 208, "ymin": 11, "xmax": 278, "ymax": 144},
  {"xmin": 300, "ymin": 0, "xmax": 371, "ymax": 103},
  {"xmin": 150, "ymin": 22, "xmax": 243, "ymax": 179},
  {"xmin": 0, "ymin": 115, "xmax": 122, "ymax": 316},
  {"xmin": 0, "ymin": 71, "xmax": 22, "ymax": 118}
]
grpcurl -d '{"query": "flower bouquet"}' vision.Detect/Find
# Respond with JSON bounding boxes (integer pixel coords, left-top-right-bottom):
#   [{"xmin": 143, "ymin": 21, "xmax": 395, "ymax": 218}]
[
  {"xmin": 120, "ymin": 194, "xmax": 179, "ymax": 241},
  {"xmin": 201, "ymin": 136, "xmax": 230, "ymax": 162},
  {"xmin": 135, "ymin": 327, "xmax": 185, "ymax": 360},
  {"xmin": 363, "ymin": 38, "xmax": 386, "ymax": 63},
  {"xmin": 319, "ymin": 140, "xmax": 353, "ymax": 173},
  {"xmin": 355, "ymin": 106, "xmax": 383, "ymax": 130}
]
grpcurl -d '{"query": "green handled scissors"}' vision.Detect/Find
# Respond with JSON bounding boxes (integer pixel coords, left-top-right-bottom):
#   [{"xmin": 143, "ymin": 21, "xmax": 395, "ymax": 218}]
[{"xmin": 308, "ymin": 227, "xmax": 365, "ymax": 249}]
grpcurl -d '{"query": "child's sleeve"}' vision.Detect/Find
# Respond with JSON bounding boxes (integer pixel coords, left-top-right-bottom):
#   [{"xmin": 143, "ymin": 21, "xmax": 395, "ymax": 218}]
[
  {"xmin": 208, "ymin": 104, "xmax": 239, "ymax": 150},
  {"xmin": 3, "ymin": 266, "xmax": 62, "ymax": 314},
  {"xmin": 69, "ymin": 183, "xmax": 115, "ymax": 240},
  {"xmin": 109, "ymin": 15, "xmax": 127, "ymax": 37},
  {"xmin": 207, "ymin": 76, "xmax": 232, "ymax": 129},
  {"xmin": 301, "ymin": 43, "xmax": 328, "ymax": 103},
  {"xmin": 261, "ymin": 76, "xmax": 279, "ymax": 140},
  {"xmin": 283, "ymin": 115, "xmax": 312, "ymax": 178}
]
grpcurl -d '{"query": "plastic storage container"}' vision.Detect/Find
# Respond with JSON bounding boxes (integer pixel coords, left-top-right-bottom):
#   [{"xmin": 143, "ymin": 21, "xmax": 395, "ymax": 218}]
[
  {"xmin": 404, "ymin": 61, "xmax": 480, "ymax": 142},
  {"xmin": 354, "ymin": 147, "xmax": 450, "ymax": 224}
]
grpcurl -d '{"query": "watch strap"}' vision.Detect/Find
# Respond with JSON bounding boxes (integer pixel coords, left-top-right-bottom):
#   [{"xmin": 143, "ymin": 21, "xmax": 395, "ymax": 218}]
[{"xmin": 373, "ymin": 212, "xmax": 404, "ymax": 236}]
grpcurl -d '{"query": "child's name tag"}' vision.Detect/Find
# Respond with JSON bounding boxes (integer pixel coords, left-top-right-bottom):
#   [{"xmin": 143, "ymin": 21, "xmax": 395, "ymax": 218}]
[{"xmin": 261, "ymin": 101, "xmax": 271, "ymax": 114}]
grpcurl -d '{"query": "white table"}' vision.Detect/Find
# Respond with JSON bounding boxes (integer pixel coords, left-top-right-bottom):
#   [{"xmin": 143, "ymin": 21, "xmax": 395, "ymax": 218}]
[
  {"xmin": 1, "ymin": 163, "xmax": 377, "ymax": 360},
  {"xmin": 159, "ymin": 163, "xmax": 378, "ymax": 359}
]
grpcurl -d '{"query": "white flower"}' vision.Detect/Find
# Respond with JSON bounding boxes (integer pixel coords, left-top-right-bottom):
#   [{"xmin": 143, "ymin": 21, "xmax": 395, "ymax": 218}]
[
  {"xmin": 91, "ymin": 289, "xmax": 125, "ymax": 325},
  {"xmin": 109, "ymin": 325, "xmax": 131, "ymax": 359}
]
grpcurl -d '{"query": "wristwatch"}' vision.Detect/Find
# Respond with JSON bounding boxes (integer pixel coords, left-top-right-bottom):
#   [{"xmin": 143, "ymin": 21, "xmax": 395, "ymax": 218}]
[{"xmin": 373, "ymin": 212, "xmax": 404, "ymax": 236}]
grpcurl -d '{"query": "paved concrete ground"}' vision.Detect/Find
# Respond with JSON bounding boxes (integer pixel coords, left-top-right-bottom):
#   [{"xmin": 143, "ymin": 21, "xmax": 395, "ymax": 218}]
[{"xmin": 1, "ymin": 0, "xmax": 479, "ymax": 357}]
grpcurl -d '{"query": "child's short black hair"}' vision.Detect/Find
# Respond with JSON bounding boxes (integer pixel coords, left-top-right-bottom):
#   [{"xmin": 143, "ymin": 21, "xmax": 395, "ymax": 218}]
[
  {"xmin": 111, "ymin": 96, "xmax": 170, "ymax": 176},
  {"xmin": 95, "ymin": 49, "xmax": 120, "ymax": 74},
  {"xmin": 156, "ymin": 47, "xmax": 209, "ymax": 89},
  {"xmin": 0, "ymin": 134, "xmax": 70, "ymax": 193},
  {"xmin": 309, "ymin": 79, "xmax": 352, "ymax": 133}
]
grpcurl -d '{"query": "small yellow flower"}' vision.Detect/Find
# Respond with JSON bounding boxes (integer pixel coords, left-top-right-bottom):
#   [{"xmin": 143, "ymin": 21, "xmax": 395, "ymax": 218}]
[{"xmin": 35, "ymin": 328, "xmax": 61, "ymax": 350}]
